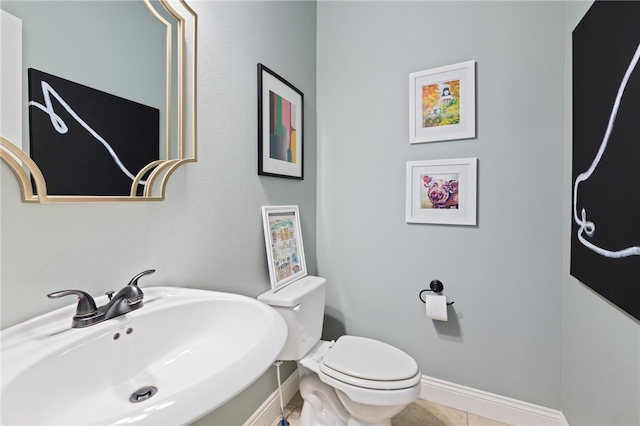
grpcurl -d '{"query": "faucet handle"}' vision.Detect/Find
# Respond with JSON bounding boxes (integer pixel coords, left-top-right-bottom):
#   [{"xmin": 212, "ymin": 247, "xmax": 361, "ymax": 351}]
[
  {"xmin": 127, "ymin": 269, "xmax": 155, "ymax": 287},
  {"xmin": 47, "ymin": 290, "xmax": 98, "ymax": 317}
]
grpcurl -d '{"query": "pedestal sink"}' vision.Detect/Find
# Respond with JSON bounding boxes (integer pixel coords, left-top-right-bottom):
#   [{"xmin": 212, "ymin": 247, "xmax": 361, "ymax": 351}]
[{"xmin": 1, "ymin": 287, "xmax": 287, "ymax": 425}]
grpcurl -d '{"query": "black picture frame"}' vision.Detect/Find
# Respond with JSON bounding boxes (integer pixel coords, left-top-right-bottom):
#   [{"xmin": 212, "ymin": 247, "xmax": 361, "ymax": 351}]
[{"xmin": 257, "ymin": 64, "xmax": 304, "ymax": 180}]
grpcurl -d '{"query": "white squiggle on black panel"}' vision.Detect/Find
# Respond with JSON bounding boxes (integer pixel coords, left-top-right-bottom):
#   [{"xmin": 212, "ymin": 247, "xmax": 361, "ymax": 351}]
[
  {"xmin": 573, "ymin": 43, "xmax": 640, "ymax": 259},
  {"xmin": 28, "ymin": 80, "xmax": 147, "ymax": 185}
]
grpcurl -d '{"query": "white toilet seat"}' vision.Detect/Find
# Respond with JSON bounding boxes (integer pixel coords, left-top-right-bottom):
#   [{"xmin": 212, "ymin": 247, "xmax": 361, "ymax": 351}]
[
  {"xmin": 319, "ymin": 365, "xmax": 422, "ymax": 391},
  {"xmin": 318, "ymin": 368, "xmax": 422, "ymax": 406},
  {"xmin": 319, "ymin": 336, "xmax": 421, "ymax": 390},
  {"xmin": 298, "ymin": 337, "xmax": 422, "ymax": 406}
]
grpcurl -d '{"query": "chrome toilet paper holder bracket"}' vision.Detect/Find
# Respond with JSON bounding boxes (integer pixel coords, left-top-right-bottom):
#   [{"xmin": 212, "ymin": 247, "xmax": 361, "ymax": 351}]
[{"xmin": 419, "ymin": 280, "xmax": 454, "ymax": 305}]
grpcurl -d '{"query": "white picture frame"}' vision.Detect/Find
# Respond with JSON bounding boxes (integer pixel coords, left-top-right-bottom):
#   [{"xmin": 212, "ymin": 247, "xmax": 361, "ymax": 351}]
[
  {"xmin": 409, "ymin": 60, "xmax": 476, "ymax": 144},
  {"xmin": 261, "ymin": 205, "xmax": 308, "ymax": 291},
  {"xmin": 406, "ymin": 158, "xmax": 478, "ymax": 225}
]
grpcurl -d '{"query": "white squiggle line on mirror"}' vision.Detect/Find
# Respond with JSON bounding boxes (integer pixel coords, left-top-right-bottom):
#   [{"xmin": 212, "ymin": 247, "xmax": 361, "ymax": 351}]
[
  {"xmin": 573, "ymin": 43, "xmax": 640, "ymax": 258},
  {"xmin": 28, "ymin": 80, "xmax": 147, "ymax": 185}
]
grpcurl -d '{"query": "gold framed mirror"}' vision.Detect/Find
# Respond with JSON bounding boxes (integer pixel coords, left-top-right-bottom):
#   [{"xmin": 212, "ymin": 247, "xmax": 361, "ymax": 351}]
[{"xmin": 0, "ymin": 0, "xmax": 197, "ymax": 203}]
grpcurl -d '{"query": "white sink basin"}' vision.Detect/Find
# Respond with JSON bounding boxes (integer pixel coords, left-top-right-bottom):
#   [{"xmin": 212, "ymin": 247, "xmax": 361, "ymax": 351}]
[{"xmin": 1, "ymin": 287, "xmax": 287, "ymax": 425}]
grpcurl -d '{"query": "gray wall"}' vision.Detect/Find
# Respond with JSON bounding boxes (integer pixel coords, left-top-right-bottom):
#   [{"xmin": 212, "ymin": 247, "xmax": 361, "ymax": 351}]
[
  {"xmin": 316, "ymin": 1, "xmax": 565, "ymax": 410},
  {"xmin": 561, "ymin": 2, "xmax": 640, "ymax": 424},
  {"xmin": 0, "ymin": 1, "xmax": 316, "ymax": 424}
]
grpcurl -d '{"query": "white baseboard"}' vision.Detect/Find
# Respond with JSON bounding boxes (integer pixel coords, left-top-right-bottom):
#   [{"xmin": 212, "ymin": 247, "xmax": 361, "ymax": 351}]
[
  {"xmin": 420, "ymin": 375, "xmax": 569, "ymax": 426},
  {"xmin": 245, "ymin": 370, "xmax": 570, "ymax": 426},
  {"xmin": 244, "ymin": 369, "xmax": 300, "ymax": 426}
]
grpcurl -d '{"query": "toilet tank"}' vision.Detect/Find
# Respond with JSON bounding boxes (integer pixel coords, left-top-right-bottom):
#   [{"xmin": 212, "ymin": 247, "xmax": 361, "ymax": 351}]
[{"xmin": 257, "ymin": 276, "xmax": 326, "ymax": 361}]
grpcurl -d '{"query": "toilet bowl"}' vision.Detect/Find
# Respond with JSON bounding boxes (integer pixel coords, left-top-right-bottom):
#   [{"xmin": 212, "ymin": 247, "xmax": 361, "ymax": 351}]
[{"xmin": 258, "ymin": 276, "xmax": 422, "ymax": 426}]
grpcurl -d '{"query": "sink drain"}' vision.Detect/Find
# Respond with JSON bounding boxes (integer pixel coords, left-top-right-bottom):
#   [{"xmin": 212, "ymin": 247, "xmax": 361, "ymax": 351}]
[{"xmin": 129, "ymin": 385, "xmax": 158, "ymax": 403}]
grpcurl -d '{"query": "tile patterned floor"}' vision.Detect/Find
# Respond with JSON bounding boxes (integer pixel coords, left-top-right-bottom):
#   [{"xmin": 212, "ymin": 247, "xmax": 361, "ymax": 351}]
[{"xmin": 271, "ymin": 393, "xmax": 510, "ymax": 426}]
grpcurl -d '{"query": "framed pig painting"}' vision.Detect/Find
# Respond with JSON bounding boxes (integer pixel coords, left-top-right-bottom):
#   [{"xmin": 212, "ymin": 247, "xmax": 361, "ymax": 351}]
[{"xmin": 406, "ymin": 158, "xmax": 477, "ymax": 226}]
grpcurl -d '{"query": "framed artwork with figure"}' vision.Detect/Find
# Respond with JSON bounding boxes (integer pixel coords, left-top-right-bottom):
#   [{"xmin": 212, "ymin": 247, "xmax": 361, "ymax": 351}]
[
  {"xmin": 258, "ymin": 64, "xmax": 304, "ymax": 179},
  {"xmin": 409, "ymin": 60, "xmax": 475, "ymax": 144}
]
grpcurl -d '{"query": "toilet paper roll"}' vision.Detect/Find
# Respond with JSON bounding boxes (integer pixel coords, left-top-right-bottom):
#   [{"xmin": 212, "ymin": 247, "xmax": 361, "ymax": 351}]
[{"xmin": 425, "ymin": 294, "xmax": 448, "ymax": 321}]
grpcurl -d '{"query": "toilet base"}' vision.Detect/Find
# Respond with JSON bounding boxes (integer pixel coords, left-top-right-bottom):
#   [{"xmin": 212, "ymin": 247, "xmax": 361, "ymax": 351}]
[
  {"xmin": 336, "ymin": 388, "xmax": 405, "ymax": 426},
  {"xmin": 298, "ymin": 373, "xmax": 349, "ymax": 426},
  {"xmin": 297, "ymin": 368, "xmax": 410, "ymax": 426}
]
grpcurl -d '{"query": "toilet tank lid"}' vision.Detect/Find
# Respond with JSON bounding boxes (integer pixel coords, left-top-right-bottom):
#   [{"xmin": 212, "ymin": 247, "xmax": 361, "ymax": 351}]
[{"xmin": 257, "ymin": 276, "xmax": 326, "ymax": 307}]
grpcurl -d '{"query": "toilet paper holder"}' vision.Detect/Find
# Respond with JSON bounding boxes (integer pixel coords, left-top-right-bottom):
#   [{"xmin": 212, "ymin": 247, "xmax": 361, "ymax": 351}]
[{"xmin": 419, "ymin": 280, "xmax": 455, "ymax": 305}]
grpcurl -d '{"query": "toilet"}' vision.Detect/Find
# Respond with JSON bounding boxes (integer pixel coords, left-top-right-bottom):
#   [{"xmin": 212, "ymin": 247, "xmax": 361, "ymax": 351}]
[{"xmin": 258, "ymin": 276, "xmax": 422, "ymax": 426}]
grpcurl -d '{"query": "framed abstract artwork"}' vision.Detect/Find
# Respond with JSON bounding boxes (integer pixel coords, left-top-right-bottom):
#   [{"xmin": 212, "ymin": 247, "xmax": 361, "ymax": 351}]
[
  {"xmin": 406, "ymin": 158, "xmax": 477, "ymax": 225},
  {"xmin": 571, "ymin": 1, "xmax": 640, "ymax": 320},
  {"xmin": 261, "ymin": 205, "xmax": 308, "ymax": 291},
  {"xmin": 28, "ymin": 69, "xmax": 160, "ymax": 196},
  {"xmin": 409, "ymin": 60, "xmax": 475, "ymax": 144},
  {"xmin": 258, "ymin": 64, "xmax": 304, "ymax": 179}
]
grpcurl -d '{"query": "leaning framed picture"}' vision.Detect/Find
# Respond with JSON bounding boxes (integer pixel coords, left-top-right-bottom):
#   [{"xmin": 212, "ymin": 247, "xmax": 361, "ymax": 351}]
[
  {"xmin": 258, "ymin": 64, "xmax": 304, "ymax": 179},
  {"xmin": 409, "ymin": 60, "xmax": 476, "ymax": 144},
  {"xmin": 261, "ymin": 205, "xmax": 308, "ymax": 291},
  {"xmin": 406, "ymin": 158, "xmax": 478, "ymax": 225}
]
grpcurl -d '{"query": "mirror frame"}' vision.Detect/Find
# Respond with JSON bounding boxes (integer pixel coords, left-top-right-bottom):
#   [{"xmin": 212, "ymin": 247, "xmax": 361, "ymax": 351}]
[{"xmin": 0, "ymin": 0, "xmax": 197, "ymax": 203}]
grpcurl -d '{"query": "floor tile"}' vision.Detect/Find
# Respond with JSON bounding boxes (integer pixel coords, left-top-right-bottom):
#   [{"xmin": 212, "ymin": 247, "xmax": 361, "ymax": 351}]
[
  {"xmin": 467, "ymin": 413, "xmax": 511, "ymax": 426},
  {"xmin": 288, "ymin": 392, "xmax": 304, "ymax": 409},
  {"xmin": 392, "ymin": 399, "xmax": 468, "ymax": 426},
  {"xmin": 270, "ymin": 393, "xmax": 511, "ymax": 426},
  {"xmin": 270, "ymin": 396, "xmax": 304, "ymax": 426}
]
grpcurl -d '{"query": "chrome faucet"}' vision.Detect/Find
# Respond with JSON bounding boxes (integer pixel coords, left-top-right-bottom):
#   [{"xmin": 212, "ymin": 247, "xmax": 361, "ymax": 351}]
[{"xmin": 48, "ymin": 269, "xmax": 155, "ymax": 328}]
